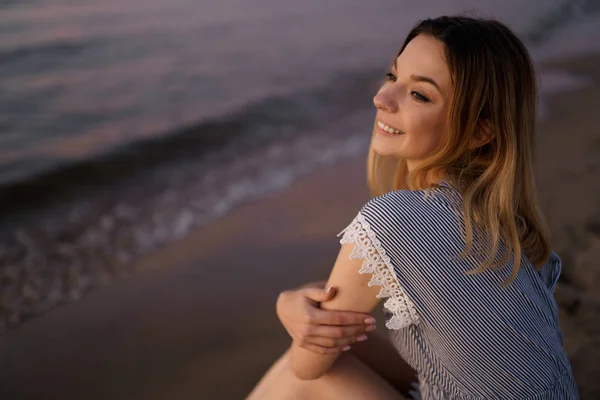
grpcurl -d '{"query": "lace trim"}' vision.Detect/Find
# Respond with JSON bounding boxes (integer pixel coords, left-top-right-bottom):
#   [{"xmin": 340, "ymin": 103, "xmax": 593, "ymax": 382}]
[{"xmin": 337, "ymin": 212, "xmax": 420, "ymax": 330}]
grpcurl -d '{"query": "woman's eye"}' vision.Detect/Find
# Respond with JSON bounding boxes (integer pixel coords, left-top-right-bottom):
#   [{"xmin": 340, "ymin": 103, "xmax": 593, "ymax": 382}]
[
  {"xmin": 411, "ymin": 91, "xmax": 429, "ymax": 102},
  {"xmin": 385, "ymin": 72, "xmax": 397, "ymax": 82}
]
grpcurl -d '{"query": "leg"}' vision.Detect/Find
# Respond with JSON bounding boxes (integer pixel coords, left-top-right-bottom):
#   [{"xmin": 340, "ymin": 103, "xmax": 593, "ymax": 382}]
[{"xmin": 246, "ymin": 350, "xmax": 406, "ymax": 400}]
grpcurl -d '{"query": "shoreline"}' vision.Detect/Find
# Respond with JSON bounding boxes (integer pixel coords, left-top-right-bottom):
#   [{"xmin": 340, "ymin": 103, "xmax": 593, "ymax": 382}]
[
  {"xmin": 0, "ymin": 157, "xmax": 372, "ymax": 400},
  {"xmin": 0, "ymin": 107, "xmax": 372, "ymax": 336}
]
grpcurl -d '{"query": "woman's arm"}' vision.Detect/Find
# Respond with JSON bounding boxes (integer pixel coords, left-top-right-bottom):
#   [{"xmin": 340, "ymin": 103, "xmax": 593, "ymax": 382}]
[
  {"xmin": 289, "ymin": 242, "xmax": 382, "ymax": 380},
  {"xmin": 276, "ymin": 281, "xmax": 417, "ymax": 393}
]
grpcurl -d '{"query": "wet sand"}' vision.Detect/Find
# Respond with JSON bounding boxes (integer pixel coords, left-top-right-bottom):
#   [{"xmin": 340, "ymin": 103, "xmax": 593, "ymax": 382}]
[{"xmin": 0, "ymin": 53, "xmax": 599, "ymax": 399}]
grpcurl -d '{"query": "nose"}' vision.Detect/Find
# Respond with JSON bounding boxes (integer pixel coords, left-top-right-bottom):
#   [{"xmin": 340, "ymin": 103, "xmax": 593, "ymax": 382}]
[{"xmin": 373, "ymin": 86, "xmax": 398, "ymax": 113}]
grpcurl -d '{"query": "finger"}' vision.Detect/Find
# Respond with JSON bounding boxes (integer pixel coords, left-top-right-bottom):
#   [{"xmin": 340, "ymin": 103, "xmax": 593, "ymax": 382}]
[
  {"xmin": 309, "ymin": 308, "xmax": 376, "ymax": 326},
  {"xmin": 306, "ymin": 334, "xmax": 367, "ymax": 349},
  {"xmin": 297, "ymin": 280, "xmax": 328, "ymax": 290},
  {"xmin": 310, "ymin": 324, "xmax": 373, "ymax": 340},
  {"xmin": 302, "ymin": 286, "xmax": 337, "ymax": 303},
  {"xmin": 301, "ymin": 343, "xmax": 349, "ymax": 355}
]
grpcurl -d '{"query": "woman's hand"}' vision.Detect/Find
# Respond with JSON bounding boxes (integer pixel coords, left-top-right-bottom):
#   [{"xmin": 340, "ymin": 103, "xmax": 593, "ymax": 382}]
[{"xmin": 276, "ymin": 281, "xmax": 377, "ymax": 355}]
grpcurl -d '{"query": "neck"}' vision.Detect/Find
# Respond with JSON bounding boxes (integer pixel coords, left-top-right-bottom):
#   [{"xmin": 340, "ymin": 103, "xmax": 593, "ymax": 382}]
[{"xmin": 406, "ymin": 161, "xmax": 446, "ymax": 188}]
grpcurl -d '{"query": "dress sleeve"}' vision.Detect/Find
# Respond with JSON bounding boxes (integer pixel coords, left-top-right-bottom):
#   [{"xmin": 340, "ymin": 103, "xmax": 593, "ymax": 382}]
[{"xmin": 337, "ymin": 208, "xmax": 420, "ymax": 330}]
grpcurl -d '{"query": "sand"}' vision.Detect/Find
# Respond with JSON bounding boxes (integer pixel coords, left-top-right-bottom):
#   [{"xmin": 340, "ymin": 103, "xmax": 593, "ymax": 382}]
[{"xmin": 0, "ymin": 53, "xmax": 598, "ymax": 399}]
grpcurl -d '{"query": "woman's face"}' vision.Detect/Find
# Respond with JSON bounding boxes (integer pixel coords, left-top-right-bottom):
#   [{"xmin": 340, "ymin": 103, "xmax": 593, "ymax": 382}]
[{"xmin": 372, "ymin": 35, "xmax": 453, "ymax": 171}]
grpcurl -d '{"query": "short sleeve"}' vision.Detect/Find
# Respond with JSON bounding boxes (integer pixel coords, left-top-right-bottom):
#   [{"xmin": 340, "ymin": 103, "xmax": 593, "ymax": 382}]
[
  {"xmin": 337, "ymin": 188, "xmax": 459, "ymax": 330},
  {"xmin": 337, "ymin": 209, "xmax": 420, "ymax": 330}
]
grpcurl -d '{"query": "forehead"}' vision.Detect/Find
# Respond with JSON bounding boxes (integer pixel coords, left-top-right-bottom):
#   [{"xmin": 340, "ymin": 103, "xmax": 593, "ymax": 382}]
[{"xmin": 395, "ymin": 35, "xmax": 452, "ymax": 93}]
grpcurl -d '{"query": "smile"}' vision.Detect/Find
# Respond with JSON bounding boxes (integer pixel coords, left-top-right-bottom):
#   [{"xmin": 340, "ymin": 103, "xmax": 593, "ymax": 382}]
[{"xmin": 377, "ymin": 120, "xmax": 404, "ymax": 135}]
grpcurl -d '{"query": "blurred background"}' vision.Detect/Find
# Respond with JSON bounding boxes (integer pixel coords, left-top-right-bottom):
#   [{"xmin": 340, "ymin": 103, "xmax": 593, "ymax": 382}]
[{"xmin": 0, "ymin": 0, "xmax": 599, "ymax": 399}]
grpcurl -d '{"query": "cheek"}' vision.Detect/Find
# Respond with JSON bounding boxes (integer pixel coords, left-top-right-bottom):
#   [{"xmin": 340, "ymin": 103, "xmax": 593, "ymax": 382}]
[
  {"xmin": 407, "ymin": 109, "xmax": 447, "ymax": 149},
  {"xmin": 429, "ymin": 116, "xmax": 448, "ymax": 148}
]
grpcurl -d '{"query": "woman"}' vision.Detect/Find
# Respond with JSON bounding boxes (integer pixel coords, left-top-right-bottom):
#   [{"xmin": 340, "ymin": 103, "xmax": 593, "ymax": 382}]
[{"xmin": 248, "ymin": 15, "xmax": 578, "ymax": 399}]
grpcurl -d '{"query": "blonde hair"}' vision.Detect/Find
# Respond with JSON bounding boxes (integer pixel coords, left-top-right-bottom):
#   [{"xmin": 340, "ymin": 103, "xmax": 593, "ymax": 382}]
[{"xmin": 368, "ymin": 16, "xmax": 551, "ymax": 285}]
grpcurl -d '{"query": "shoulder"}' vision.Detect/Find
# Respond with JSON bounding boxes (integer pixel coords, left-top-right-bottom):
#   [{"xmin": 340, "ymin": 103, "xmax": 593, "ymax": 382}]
[
  {"xmin": 362, "ymin": 187, "xmax": 455, "ymax": 219},
  {"xmin": 335, "ymin": 188, "xmax": 465, "ymax": 330},
  {"xmin": 358, "ymin": 188, "xmax": 459, "ymax": 242}
]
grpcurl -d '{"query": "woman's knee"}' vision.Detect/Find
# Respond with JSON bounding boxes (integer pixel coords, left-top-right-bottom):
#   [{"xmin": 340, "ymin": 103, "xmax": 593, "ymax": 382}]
[
  {"xmin": 313, "ymin": 352, "xmax": 405, "ymax": 400},
  {"xmin": 248, "ymin": 350, "xmax": 404, "ymax": 400}
]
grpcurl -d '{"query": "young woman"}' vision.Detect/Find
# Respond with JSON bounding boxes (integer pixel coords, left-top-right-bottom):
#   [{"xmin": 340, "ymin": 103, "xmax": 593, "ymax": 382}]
[{"xmin": 248, "ymin": 15, "xmax": 578, "ymax": 399}]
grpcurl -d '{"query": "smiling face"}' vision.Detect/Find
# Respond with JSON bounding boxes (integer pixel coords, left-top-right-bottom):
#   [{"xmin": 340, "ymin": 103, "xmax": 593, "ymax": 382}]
[{"xmin": 372, "ymin": 34, "xmax": 453, "ymax": 172}]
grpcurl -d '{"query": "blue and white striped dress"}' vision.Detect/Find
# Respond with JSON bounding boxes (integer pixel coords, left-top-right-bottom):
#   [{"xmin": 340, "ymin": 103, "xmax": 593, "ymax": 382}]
[{"xmin": 338, "ymin": 180, "xmax": 579, "ymax": 399}]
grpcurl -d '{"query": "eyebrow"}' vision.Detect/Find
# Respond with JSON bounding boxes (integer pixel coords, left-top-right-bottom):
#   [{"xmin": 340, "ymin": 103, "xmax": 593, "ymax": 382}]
[
  {"xmin": 392, "ymin": 61, "xmax": 442, "ymax": 93},
  {"xmin": 410, "ymin": 74, "xmax": 441, "ymax": 92}
]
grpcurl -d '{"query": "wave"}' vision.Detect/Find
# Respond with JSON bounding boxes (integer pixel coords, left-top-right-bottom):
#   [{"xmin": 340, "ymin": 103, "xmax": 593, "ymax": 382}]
[
  {"xmin": 0, "ymin": 39, "xmax": 87, "ymax": 65},
  {"xmin": 0, "ymin": 92, "xmax": 375, "ymax": 334},
  {"xmin": 0, "ymin": 66, "xmax": 380, "ymax": 222}
]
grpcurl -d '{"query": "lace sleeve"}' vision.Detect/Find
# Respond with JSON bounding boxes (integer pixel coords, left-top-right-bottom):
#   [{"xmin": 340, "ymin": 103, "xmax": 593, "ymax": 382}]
[{"xmin": 337, "ymin": 211, "xmax": 420, "ymax": 330}]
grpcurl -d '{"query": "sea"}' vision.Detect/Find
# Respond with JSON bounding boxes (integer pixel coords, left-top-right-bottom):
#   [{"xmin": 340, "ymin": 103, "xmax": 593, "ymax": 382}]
[{"xmin": 1, "ymin": 0, "xmax": 599, "ymax": 331}]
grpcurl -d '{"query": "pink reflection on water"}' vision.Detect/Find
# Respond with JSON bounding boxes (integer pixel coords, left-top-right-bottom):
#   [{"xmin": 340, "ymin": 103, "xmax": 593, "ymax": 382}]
[
  {"xmin": 22, "ymin": 54, "xmax": 175, "ymax": 92},
  {"xmin": 45, "ymin": 123, "xmax": 127, "ymax": 159},
  {"xmin": 0, "ymin": 114, "xmax": 180, "ymax": 167}
]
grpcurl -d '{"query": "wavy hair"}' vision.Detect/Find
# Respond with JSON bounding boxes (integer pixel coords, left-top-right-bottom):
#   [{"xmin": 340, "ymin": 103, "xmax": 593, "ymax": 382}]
[{"xmin": 367, "ymin": 16, "xmax": 551, "ymax": 285}]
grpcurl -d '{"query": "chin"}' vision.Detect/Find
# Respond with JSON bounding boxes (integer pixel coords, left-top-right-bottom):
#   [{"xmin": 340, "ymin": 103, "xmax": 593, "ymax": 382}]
[
  {"xmin": 372, "ymin": 140, "xmax": 402, "ymax": 157},
  {"xmin": 374, "ymin": 149, "xmax": 401, "ymax": 158}
]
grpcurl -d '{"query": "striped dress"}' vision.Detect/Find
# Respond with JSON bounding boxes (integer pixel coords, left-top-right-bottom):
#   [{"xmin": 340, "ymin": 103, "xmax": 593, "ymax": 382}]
[{"xmin": 338, "ymin": 180, "xmax": 579, "ymax": 399}]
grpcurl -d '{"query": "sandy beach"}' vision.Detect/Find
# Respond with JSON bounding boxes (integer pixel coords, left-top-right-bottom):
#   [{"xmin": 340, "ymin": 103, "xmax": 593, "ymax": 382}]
[{"xmin": 0, "ymin": 52, "xmax": 599, "ymax": 400}]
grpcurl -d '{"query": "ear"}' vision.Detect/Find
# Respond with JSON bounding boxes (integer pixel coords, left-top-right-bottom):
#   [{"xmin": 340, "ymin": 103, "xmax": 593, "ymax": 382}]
[{"xmin": 469, "ymin": 120, "xmax": 494, "ymax": 150}]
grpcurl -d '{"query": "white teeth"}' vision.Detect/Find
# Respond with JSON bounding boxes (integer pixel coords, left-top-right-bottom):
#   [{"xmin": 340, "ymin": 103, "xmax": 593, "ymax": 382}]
[{"xmin": 377, "ymin": 120, "xmax": 401, "ymax": 134}]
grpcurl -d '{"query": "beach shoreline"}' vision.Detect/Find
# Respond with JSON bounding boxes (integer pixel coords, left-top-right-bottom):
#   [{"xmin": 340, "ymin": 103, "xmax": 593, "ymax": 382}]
[{"xmin": 0, "ymin": 156, "xmax": 372, "ymax": 400}]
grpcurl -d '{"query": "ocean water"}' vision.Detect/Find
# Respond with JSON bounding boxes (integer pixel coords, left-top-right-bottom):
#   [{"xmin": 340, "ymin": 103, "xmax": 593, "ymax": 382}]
[
  {"xmin": 1, "ymin": 0, "xmax": 596, "ymax": 187},
  {"xmin": 0, "ymin": 0, "xmax": 599, "ymax": 331}
]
